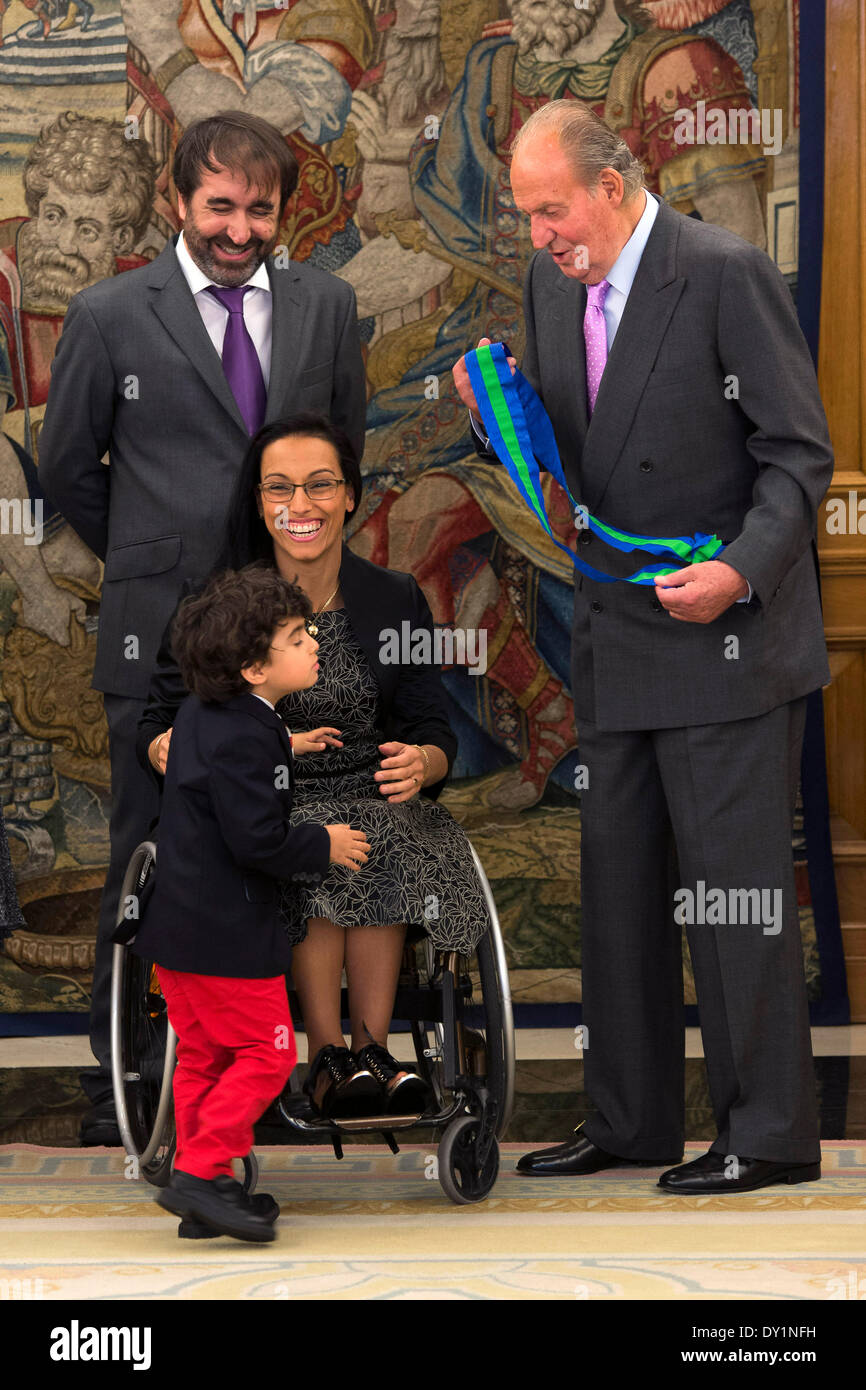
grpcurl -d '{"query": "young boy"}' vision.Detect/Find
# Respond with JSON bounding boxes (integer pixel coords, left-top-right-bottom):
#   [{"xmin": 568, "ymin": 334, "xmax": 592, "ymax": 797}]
[{"xmin": 130, "ymin": 565, "xmax": 370, "ymax": 1243}]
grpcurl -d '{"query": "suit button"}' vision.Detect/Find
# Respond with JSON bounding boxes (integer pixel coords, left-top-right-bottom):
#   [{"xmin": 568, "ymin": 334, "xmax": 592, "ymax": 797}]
[
  {"xmin": 639, "ymin": 460, "xmax": 653, "ymax": 472},
  {"xmin": 651, "ymin": 597, "xmax": 663, "ymax": 612},
  {"xmin": 578, "ymin": 531, "xmax": 592, "ymax": 546},
  {"xmin": 590, "ymin": 600, "xmax": 603, "ymax": 614}
]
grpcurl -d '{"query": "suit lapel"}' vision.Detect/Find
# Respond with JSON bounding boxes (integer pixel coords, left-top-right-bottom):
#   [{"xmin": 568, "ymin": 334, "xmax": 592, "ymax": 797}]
[
  {"xmin": 549, "ymin": 273, "xmax": 589, "ymax": 495},
  {"xmin": 226, "ymin": 691, "xmax": 295, "ymax": 776},
  {"xmin": 265, "ymin": 258, "xmax": 307, "ymax": 421},
  {"xmin": 580, "ymin": 201, "xmax": 685, "ymax": 514},
  {"xmin": 147, "ymin": 239, "xmax": 250, "ymax": 437}
]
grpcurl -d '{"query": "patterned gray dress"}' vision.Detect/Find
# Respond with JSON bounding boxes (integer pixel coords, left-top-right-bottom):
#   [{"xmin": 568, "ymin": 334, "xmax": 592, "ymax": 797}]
[{"xmin": 276, "ymin": 608, "xmax": 488, "ymax": 952}]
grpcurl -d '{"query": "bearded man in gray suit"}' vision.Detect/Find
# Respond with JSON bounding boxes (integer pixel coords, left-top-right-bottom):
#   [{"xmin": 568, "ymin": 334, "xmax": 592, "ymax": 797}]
[
  {"xmin": 39, "ymin": 111, "xmax": 366, "ymax": 1142},
  {"xmin": 454, "ymin": 101, "xmax": 832, "ymax": 1193}
]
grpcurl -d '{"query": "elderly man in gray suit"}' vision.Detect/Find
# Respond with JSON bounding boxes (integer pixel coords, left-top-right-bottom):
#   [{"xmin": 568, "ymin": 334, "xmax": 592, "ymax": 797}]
[
  {"xmin": 454, "ymin": 100, "xmax": 832, "ymax": 1193},
  {"xmin": 39, "ymin": 110, "xmax": 366, "ymax": 1143}
]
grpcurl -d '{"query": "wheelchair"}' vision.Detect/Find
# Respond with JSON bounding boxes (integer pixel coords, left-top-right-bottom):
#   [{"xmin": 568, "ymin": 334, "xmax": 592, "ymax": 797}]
[{"xmin": 111, "ymin": 838, "xmax": 515, "ymax": 1205}]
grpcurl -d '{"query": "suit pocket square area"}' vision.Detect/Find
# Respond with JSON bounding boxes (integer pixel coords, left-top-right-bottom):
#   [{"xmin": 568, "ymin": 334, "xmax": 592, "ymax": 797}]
[{"xmin": 103, "ymin": 535, "xmax": 182, "ymax": 582}]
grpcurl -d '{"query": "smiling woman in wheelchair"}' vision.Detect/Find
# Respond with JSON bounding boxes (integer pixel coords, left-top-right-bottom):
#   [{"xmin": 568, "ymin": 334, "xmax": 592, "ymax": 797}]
[{"xmin": 137, "ymin": 412, "xmax": 489, "ymax": 1121}]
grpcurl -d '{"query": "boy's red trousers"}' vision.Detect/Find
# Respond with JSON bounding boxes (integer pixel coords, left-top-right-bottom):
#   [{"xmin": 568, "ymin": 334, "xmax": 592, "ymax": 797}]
[{"xmin": 157, "ymin": 968, "xmax": 296, "ymax": 1179}]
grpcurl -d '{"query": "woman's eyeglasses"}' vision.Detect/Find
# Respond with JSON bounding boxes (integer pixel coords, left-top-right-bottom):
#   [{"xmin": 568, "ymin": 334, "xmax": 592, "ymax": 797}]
[{"xmin": 258, "ymin": 478, "xmax": 346, "ymax": 502}]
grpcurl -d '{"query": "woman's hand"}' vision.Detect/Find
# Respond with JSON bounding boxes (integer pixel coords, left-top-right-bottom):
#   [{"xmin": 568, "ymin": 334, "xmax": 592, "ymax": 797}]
[
  {"xmin": 148, "ymin": 728, "xmax": 172, "ymax": 774},
  {"xmin": 292, "ymin": 726, "xmax": 343, "ymax": 757},
  {"xmin": 375, "ymin": 741, "xmax": 425, "ymax": 803}
]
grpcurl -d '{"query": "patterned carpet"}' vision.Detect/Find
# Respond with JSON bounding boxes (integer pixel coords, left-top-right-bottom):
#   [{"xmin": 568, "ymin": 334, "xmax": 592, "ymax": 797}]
[{"xmin": 1, "ymin": 1143, "xmax": 865, "ymax": 1300}]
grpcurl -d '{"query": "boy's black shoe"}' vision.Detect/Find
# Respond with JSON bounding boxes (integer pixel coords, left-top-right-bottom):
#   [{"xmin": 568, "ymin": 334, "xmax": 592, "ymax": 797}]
[
  {"xmin": 353, "ymin": 1042, "xmax": 431, "ymax": 1114},
  {"xmin": 157, "ymin": 1169, "xmax": 277, "ymax": 1242},
  {"xmin": 178, "ymin": 1182, "xmax": 280, "ymax": 1238}
]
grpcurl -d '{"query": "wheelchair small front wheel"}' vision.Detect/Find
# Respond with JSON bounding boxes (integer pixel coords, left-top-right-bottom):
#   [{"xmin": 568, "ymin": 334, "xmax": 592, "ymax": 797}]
[{"xmin": 437, "ymin": 1114, "xmax": 500, "ymax": 1205}]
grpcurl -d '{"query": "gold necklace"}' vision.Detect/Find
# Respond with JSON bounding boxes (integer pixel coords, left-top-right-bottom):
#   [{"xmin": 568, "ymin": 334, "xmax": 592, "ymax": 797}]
[{"xmin": 307, "ymin": 582, "xmax": 339, "ymax": 637}]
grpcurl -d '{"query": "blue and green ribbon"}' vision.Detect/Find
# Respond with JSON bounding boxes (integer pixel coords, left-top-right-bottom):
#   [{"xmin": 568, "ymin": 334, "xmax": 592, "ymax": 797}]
[{"xmin": 465, "ymin": 342, "xmax": 724, "ymax": 584}]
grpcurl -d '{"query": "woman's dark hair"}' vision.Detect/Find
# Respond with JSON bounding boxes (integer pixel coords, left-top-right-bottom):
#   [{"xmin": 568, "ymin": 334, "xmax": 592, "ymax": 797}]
[
  {"xmin": 217, "ymin": 413, "xmax": 363, "ymax": 571},
  {"xmin": 171, "ymin": 564, "xmax": 311, "ymax": 703},
  {"xmin": 172, "ymin": 111, "xmax": 299, "ymax": 215}
]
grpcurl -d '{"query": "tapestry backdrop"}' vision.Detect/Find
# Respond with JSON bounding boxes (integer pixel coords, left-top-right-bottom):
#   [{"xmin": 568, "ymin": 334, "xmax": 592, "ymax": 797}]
[{"xmin": 0, "ymin": 0, "xmax": 822, "ymax": 1020}]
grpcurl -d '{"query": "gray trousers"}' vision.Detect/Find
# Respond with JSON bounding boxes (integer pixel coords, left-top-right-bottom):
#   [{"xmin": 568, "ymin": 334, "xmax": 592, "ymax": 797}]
[
  {"xmin": 81, "ymin": 694, "xmax": 160, "ymax": 1103},
  {"xmin": 577, "ymin": 697, "xmax": 820, "ymax": 1165}
]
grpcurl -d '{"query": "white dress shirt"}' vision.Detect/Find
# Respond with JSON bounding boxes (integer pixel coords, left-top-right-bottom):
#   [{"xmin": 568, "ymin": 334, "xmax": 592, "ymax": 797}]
[
  {"xmin": 599, "ymin": 187, "xmax": 657, "ymax": 349},
  {"xmin": 175, "ymin": 231, "xmax": 273, "ymax": 387}
]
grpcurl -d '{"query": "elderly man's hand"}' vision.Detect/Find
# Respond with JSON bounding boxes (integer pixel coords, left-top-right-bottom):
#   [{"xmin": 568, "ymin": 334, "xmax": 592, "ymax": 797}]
[
  {"xmin": 452, "ymin": 337, "xmax": 517, "ymax": 423},
  {"xmin": 654, "ymin": 561, "xmax": 750, "ymax": 624}
]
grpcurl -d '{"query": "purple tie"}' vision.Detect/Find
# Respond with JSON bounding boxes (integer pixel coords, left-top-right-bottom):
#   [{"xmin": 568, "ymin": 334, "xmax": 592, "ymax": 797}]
[
  {"xmin": 583, "ymin": 278, "xmax": 610, "ymax": 416},
  {"xmin": 206, "ymin": 285, "xmax": 267, "ymax": 435}
]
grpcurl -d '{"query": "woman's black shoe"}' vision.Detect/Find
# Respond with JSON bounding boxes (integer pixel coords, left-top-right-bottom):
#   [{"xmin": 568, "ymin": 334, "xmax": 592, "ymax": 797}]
[
  {"xmin": 353, "ymin": 1042, "xmax": 431, "ymax": 1115},
  {"xmin": 303, "ymin": 1044, "xmax": 380, "ymax": 1118}
]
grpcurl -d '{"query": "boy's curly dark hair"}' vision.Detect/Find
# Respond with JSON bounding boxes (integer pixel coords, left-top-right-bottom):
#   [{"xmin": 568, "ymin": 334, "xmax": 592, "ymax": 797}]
[{"xmin": 171, "ymin": 563, "xmax": 312, "ymax": 703}]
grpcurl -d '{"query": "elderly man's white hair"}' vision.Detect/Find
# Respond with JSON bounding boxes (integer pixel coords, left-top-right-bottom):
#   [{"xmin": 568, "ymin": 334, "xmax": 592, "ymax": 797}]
[{"xmin": 511, "ymin": 98, "xmax": 645, "ymax": 200}]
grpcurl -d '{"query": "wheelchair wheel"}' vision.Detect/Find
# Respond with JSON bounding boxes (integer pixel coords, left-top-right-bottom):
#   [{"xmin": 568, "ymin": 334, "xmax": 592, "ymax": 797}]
[
  {"xmin": 240, "ymin": 1150, "xmax": 258, "ymax": 1194},
  {"xmin": 112, "ymin": 840, "xmax": 260, "ymax": 1194},
  {"xmin": 438, "ymin": 1113, "xmax": 500, "ymax": 1204},
  {"xmin": 408, "ymin": 845, "xmax": 515, "ymax": 1145},
  {"xmin": 111, "ymin": 842, "xmax": 176, "ymax": 1186},
  {"xmin": 466, "ymin": 842, "xmax": 516, "ymax": 1138}
]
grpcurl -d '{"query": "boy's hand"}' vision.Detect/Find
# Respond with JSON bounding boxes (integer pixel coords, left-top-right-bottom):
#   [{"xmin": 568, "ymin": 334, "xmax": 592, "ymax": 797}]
[
  {"xmin": 325, "ymin": 823, "xmax": 370, "ymax": 871},
  {"xmin": 148, "ymin": 727, "xmax": 172, "ymax": 774},
  {"xmin": 291, "ymin": 726, "xmax": 343, "ymax": 756}
]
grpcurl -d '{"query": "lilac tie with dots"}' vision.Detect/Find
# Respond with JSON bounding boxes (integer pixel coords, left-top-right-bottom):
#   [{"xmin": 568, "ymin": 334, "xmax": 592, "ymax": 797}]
[
  {"xmin": 205, "ymin": 284, "xmax": 267, "ymax": 435},
  {"xmin": 583, "ymin": 278, "xmax": 610, "ymax": 416}
]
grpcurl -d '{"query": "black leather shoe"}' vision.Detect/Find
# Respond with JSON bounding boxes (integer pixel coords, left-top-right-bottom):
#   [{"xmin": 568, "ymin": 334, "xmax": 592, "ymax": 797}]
[
  {"xmin": 79, "ymin": 1098, "xmax": 122, "ymax": 1147},
  {"xmin": 178, "ymin": 1182, "xmax": 279, "ymax": 1238},
  {"xmin": 353, "ymin": 1042, "xmax": 431, "ymax": 1114},
  {"xmin": 516, "ymin": 1128, "xmax": 680, "ymax": 1176},
  {"xmin": 658, "ymin": 1150, "xmax": 821, "ymax": 1193},
  {"xmin": 157, "ymin": 1170, "xmax": 277, "ymax": 1242}
]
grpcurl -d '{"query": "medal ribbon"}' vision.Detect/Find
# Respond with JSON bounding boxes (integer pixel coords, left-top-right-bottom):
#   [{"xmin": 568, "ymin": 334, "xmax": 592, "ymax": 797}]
[{"xmin": 465, "ymin": 342, "xmax": 724, "ymax": 584}]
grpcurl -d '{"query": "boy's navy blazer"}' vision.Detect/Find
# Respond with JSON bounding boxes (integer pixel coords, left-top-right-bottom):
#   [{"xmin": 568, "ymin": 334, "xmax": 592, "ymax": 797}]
[
  {"xmin": 136, "ymin": 546, "xmax": 458, "ymax": 796},
  {"xmin": 130, "ymin": 691, "xmax": 330, "ymax": 978}
]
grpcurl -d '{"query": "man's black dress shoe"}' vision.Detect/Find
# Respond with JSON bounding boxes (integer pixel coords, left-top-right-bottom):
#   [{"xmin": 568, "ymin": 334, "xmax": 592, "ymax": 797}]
[
  {"xmin": 516, "ymin": 1129, "xmax": 681, "ymax": 1176},
  {"xmin": 78, "ymin": 1098, "xmax": 121, "ymax": 1148},
  {"xmin": 178, "ymin": 1182, "xmax": 279, "ymax": 1238},
  {"xmin": 157, "ymin": 1170, "xmax": 277, "ymax": 1242},
  {"xmin": 658, "ymin": 1150, "xmax": 821, "ymax": 1193}
]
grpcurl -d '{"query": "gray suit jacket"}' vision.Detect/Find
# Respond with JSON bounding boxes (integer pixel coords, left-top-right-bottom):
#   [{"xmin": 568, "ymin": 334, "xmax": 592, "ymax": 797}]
[
  {"xmin": 38, "ymin": 238, "xmax": 366, "ymax": 700},
  {"xmin": 485, "ymin": 197, "xmax": 833, "ymax": 731}
]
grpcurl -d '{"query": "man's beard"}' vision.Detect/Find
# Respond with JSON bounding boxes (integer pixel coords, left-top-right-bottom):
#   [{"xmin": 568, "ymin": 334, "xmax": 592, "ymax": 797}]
[
  {"xmin": 182, "ymin": 208, "xmax": 276, "ymax": 287},
  {"xmin": 510, "ymin": 0, "xmax": 605, "ymax": 58},
  {"xmin": 17, "ymin": 219, "xmax": 115, "ymax": 309}
]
